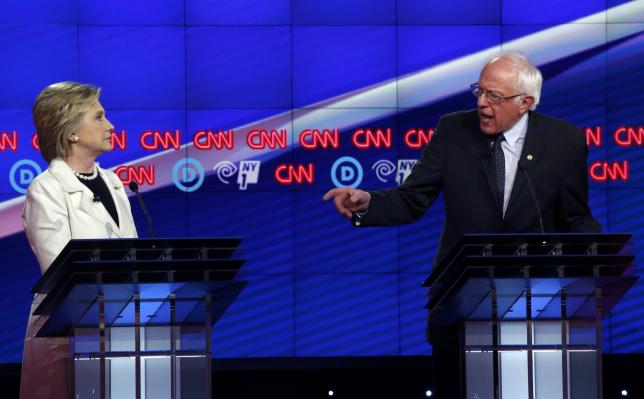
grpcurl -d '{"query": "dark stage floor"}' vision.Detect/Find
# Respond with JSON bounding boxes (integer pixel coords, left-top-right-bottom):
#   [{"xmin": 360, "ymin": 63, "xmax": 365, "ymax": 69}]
[{"xmin": 2, "ymin": 355, "xmax": 642, "ymax": 398}]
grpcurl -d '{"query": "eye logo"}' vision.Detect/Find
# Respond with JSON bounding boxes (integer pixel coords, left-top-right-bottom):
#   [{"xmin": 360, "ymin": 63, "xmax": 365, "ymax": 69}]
[
  {"xmin": 172, "ymin": 158, "xmax": 204, "ymax": 192},
  {"xmin": 371, "ymin": 159, "xmax": 396, "ymax": 183},
  {"xmin": 213, "ymin": 161, "xmax": 238, "ymax": 184},
  {"xmin": 10, "ymin": 159, "xmax": 42, "ymax": 194},
  {"xmin": 331, "ymin": 156, "xmax": 363, "ymax": 188}
]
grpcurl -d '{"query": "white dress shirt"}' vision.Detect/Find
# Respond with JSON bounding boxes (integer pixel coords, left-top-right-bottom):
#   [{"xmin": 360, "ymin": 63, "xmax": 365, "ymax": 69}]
[{"xmin": 499, "ymin": 112, "xmax": 529, "ymax": 216}]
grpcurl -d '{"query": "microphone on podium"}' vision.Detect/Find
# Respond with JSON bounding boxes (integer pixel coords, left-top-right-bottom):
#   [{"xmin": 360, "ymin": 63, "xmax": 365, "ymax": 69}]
[{"xmin": 128, "ymin": 181, "xmax": 155, "ymax": 238}]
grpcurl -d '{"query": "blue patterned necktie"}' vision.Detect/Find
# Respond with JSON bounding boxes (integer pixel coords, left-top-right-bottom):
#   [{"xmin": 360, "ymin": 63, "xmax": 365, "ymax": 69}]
[{"xmin": 491, "ymin": 133, "xmax": 505, "ymax": 213}]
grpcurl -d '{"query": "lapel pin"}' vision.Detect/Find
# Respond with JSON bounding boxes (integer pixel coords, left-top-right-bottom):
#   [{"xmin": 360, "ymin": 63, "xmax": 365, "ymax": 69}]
[{"xmin": 527, "ymin": 155, "xmax": 533, "ymax": 161}]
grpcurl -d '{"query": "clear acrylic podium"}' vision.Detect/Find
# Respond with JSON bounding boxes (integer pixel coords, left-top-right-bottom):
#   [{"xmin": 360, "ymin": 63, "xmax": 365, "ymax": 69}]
[
  {"xmin": 424, "ymin": 233, "xmax": 637, "ymax": 399},
  {"xmin": 31, "ymin": 238, "xmax": 246, "ymax": 399}
]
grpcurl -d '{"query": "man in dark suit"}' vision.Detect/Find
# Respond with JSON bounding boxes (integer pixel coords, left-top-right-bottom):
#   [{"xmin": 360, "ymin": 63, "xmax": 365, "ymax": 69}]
[{"xmin": 323, "ymin": 51, "xmax": 600, "ymax": 396}]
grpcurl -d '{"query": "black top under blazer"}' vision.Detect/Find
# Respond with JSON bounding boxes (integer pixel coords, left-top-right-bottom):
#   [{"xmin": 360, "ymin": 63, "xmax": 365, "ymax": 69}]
[{"xmin": 353, "ymin": 109, "xmax": 601, "ymax": 276}]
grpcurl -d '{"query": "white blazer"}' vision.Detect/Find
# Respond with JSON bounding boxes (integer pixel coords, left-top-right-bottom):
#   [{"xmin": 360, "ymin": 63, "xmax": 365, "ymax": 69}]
[{"xmin": 22, "ymin": 158, "xmax": 138, "ymax": 273}]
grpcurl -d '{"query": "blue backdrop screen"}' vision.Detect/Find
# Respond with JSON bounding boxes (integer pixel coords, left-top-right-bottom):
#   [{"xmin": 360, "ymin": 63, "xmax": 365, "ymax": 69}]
[{"xmin": 0, "ymin": 0, "xmax": 643, "ymax": 361}]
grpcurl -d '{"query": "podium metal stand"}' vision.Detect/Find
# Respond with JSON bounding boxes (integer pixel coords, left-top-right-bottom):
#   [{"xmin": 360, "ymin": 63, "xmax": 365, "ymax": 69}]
[
  {"xmin": 31, "ymin": 238, "xmax": 246, "ymax": 399},
  {"xmin": 424, "ymin": 233, "xmax": 637, "ymax": 399}
]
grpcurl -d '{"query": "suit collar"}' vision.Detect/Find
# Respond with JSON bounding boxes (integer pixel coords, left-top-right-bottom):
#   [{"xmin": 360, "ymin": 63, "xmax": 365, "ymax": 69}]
[
  {"xmin": 473, "ymin": 111, "xmax": 543, "ymax": 219},
  {"xmin": 478, "ymin": 139, "xmax": 502, "ymax": 216},
  {"xmin": 100, "ymin": 168, "xmax": 130, "ymax": 237},
  {"xmin": 468, "ymin": 113, "xmax": 503, "ymax": 216},
  {"xmin": 48, "ymin": 158, "xmax": 121, "ymax": 192},
  {"xmin": 48, "ymin": 158, "xmax": 92, "ymax": 193},
  {"xmin": 505, "ymin": 111, "xmax": 546, "ymax": 218},
  {"xmin": 47, "ymin": 158, "xmax": 126, "ymax": 237},
  {"xmin": 503, "ymin": 112, "xmax": 528, "ymax": 147}
]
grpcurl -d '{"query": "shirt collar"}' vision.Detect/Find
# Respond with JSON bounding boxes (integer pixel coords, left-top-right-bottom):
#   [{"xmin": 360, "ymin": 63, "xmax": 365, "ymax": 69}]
[{"xmin": 503, "ymin": 112, "xmax": 529, "ymax": 146}]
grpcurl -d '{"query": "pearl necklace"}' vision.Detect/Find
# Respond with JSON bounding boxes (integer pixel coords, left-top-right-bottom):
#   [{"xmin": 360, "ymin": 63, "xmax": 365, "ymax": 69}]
[{"xmin": 73, "ymin": 165, "xmax": 99, "ymax": 181}]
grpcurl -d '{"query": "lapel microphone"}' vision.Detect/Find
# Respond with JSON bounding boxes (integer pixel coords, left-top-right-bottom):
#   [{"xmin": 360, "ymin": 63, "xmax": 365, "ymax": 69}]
[
  {"xmin": 93, "ymin": 195, "xmax": 101, "ymax": 203},
  {"xmin": 128, "ymin": 181, "xmax": 155, "ymax": 238}
]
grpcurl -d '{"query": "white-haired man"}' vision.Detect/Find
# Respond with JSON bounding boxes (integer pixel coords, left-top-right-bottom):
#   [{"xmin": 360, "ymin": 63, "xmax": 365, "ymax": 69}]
[{"xmin": 324, "ymin": 51, "xmax": 600, "ymax": 394}]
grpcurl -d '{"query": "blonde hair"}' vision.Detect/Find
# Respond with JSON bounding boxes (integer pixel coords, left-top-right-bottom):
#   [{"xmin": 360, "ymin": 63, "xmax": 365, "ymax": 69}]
[{"xmin": 33, "ymin": 82, "xmax": 101, "ymax": 163}]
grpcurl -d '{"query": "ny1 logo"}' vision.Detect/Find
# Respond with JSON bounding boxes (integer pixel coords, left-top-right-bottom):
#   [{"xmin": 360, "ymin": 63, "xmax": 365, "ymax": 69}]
[{"xmin": 213, "ymin": 160, "xmax": 261, "ymax": 190}]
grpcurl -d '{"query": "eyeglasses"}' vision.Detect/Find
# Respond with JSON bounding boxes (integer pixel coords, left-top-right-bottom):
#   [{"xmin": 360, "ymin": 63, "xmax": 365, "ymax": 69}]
[{"xmin": 470, "ymin": 83, "xmax": 523, "ymax": 104}]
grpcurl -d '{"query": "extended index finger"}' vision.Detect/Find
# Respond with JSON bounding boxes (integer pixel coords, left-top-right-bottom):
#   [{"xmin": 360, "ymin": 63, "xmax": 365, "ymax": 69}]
[{"xmin": 322, "ymin": 187, "xmax": 343, "ymax": 201}]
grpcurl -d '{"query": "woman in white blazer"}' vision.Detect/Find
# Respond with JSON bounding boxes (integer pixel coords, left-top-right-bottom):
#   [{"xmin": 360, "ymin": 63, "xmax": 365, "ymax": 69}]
[{"xmin": 20, "ymin": 82, "xmax": 138, "ymax": 399}]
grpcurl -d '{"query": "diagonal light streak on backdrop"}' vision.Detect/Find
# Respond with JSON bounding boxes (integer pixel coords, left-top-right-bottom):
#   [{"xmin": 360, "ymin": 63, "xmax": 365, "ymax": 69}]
[{"xmin": 0, "ymin": 0, "xmax": 643, "ymax": 238}]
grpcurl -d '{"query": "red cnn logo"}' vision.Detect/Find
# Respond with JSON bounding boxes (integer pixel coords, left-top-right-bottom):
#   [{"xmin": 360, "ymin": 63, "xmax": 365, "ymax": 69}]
[
  {"xmin": 115, "ymin": 165, "xmax": 156, "ymax": 186},
  {"xmin": 584, "ymin": 126, "xmax": 602, "ymax": 147},
  {"xmin": 140, "ymin": 130, "xmax": 181, "ymax": 151},
  {"xmin": 111, "ymin": 130, "xmax": 127, "ymax": 150},
  {"xmin": 31, "ymin": 133, "xmax": 40, "ymax": 151},
  {"xmin": 404, "ymin": 128, "xmax": 434, "ymax": 149},
  {"xmin": 193, "ymin": 130, "xmax": 234, "ymax": 150},
  {"xmin": 274, "ymin": 163, "xmax": 315, "ymax": 185},
  {"xmin": 589, "ymin": 161, "xmax": 629, "ymax": 182},
  {"xmin": 299, "ymin": 129, "xmax": 339, "ymax": 150},
  {"xmin": 352, "ymin": 128, "xmax": 392, "ymax": 149},
  {"xmin": 614, "ymin": 126, "xmax": 644, "ymax": 147},
  {"xmin": 247, "ymin": 129, "xmax": 288, "ymax": 150},
  {"xmin": 0, "ymin": 131, "xmax": 18, "ymax": 151}
]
